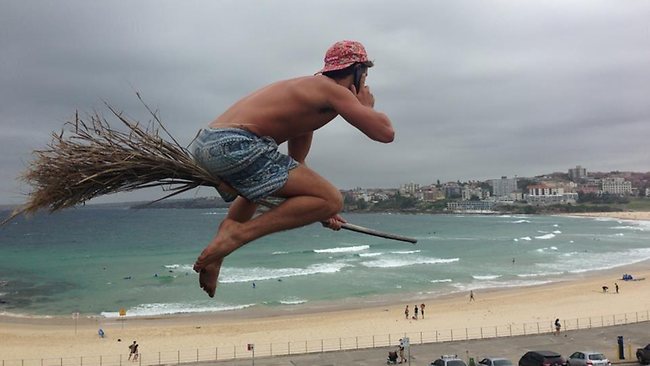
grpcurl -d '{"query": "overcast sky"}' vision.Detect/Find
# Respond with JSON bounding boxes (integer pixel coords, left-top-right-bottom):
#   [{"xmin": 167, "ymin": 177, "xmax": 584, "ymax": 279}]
[{"xmin": 1, "ymin": 0, "xmax": 648, "ymax": 205}]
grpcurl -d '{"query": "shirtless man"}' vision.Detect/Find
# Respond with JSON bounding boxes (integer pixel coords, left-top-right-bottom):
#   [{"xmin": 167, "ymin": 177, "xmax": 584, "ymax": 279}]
[{"xmin": 191, "ymin": 40, "xmax": 395, "ymax": 297}]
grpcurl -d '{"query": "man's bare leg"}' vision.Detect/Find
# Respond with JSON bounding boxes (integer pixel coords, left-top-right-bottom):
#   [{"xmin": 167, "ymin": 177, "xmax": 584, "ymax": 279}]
[
  {"xmin": 194, "ymin": 165, "xmax": 342, "ymax": 296},
  {"xmin": 199, "ymin": 197, "xmax": 257, "ymax": 297}
]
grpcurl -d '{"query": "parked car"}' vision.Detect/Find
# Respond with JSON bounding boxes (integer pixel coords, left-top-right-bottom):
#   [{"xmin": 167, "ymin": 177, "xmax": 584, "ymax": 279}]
[
  {"xmin": 637, "ymin": 344, "xmax": 650, "ymax": 365},
  {"xmin": 431, "ymin": 355, "xmax": 468, "ymax": 366},
  {"xmin": 567, "ymin": 352, "xmax": 611, "ymax": 366},
  {"xmin": 480, "ymin": 358, "xmax": 515, "ymax": 366},
  {"xmin": 519, "ymin": 351, "xmax": 566, "ymax": 366}
]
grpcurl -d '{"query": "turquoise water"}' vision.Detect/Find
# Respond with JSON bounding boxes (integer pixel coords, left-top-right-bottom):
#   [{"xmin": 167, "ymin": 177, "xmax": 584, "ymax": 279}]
[{"xmin": 1, "ymin": 207, "xmax": 649, "ymax": 318}]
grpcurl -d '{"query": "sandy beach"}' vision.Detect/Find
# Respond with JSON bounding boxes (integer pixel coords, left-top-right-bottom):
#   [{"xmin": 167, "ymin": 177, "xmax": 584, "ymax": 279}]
[
  {"xmin": 1, "ymin": 211, "xmax": 649, "ymax": 363},
  {"xmin": 565, "ymin": 211, "xmax": 650, "ymax": 221}
]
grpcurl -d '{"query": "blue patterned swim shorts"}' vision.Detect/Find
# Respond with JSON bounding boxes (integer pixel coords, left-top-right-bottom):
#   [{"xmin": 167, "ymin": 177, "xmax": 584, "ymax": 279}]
[{"xmin": 190, "ymin": 128, "xmax": 298, "ymax": 202}]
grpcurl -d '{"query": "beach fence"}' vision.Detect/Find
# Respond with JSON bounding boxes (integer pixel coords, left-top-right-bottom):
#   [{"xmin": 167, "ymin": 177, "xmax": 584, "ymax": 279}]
[{"xmin": 3, "ymin": 309, "xmax": 649, "ymax": 366}]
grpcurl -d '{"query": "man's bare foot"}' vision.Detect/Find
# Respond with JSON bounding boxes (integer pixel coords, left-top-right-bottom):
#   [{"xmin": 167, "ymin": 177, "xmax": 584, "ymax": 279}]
[
  {"xmin": 199, "ymin": 261, "xmax": 222, "ymax": 297},
  {"xmin": 193, "ymin": 219, "xmax": 242, "ymax": 272}
]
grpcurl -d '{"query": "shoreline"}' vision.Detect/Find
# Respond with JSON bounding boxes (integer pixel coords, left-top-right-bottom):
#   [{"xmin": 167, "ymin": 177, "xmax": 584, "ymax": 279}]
[
  {"xmin": 1, "ymin": 210, "xmax": 649, "ymax": 360},
  {"xmin": 1, "ymin": 210, "xmax": 649, "ymax": 323},
  {"xmin": 2, "ymin": 260, "xmax": 649, "ymax": 360},
  {"xmin": 3, "ymin": 210, "xmax": 648, "ymax": 322},
  {"xmin": 560, "ymin": 211, "xmax": 650, "ymax": 221}
]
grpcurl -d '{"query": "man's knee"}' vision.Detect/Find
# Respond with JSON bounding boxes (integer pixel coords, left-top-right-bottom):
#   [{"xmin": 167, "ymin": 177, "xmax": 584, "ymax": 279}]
[{"xmin": 323, "ymin": 190, "xmax": 343, "ymax": 217}]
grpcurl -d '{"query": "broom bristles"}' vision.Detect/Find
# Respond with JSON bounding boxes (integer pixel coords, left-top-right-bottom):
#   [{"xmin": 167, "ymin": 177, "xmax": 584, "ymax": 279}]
[{"xmin": 3, "ymin": 104, "xmax": 223, "ymax": 224}]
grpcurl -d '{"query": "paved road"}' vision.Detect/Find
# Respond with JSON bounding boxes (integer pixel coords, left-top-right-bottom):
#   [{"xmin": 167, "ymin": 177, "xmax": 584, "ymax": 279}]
[{"xmin": 200, "ymin": 321, "xmax": 648, "ymax": 366}]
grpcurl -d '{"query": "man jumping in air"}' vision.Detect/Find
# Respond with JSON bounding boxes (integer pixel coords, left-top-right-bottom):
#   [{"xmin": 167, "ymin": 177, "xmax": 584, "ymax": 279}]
[{"xmin": 191, "ymin": 40, "xmax": 395, "ymax": 297}]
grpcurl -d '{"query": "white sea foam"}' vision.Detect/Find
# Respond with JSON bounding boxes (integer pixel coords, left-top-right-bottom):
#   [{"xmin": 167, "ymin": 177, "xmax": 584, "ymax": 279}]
[
  {"xmin": 517, "ymin": 272, "xmax": 561, "ymax": 278},
  {"xmin": 415, "ymin": 235, "xmax": 439, "ymax": 240},
  {"xmin": 541, "ymin": 247, "xmax": 650, "ymax": 274},
  {"xmin": 163, "ymin": 264, "xmax": 193, "ymax": 272},
  {"xmin": 512, "ymin": 219, "xmax": 531, "ymax": 224},
  {"xmin": 101, "ymin": 302, "xmax": 255, "ymax": 318},
  {"xmin": 272, "ymin": 251, "xmax": 289, "ymax": 255},
  {"xmin": 519, "ymin": 236, "xmax": 532, "ymax": 241},
  {"xmin": 535, "ymin": 233, "xmax": 556, "ymax": 240},
  {"xmin": 561, "ymin": 251, "xmax": 578, "ymax": 257},
  {"xmin": 360, "ymin": 257, "xmax": 459, "ymax": 268},
  {"xmin": 219, "ymin": 262, "xmax": 351, "ymax": 283},
  {"xmin": 594, "ymin": 217, "xmax": 618, "ymax": 222},
  {"xmin": 314, "ymin": 245, "xmax": 369, "ymax": 253},
  {"xmin": 452, "ymin": 279, "xmax": 553, "ymax": 292},
  {"xmin": 430, "ymin": 278, "xmax": 453, "ymax": 283},
  {"xmin": 358, "ymin": 252, "xmax": 383, "ymax": 257},
  {"xmin": 536, "ymin": 246, "xmax": 558, "ymax": 253},
  {"xmin": 279, "ymin": 297, "xmax": 307, "ymax": 305},
  {"xmin": 0, "ymin": 311, "xmax": 53, "ymax": 319},
  {"xmin": 472, "ymin": 275, "xmax": 501, "ymax": 280},
  {"xmin": 611, "ymin": 226, "xmax": 645, "ymax": 231},
  {"xmin": 390, "ymin": 250, "xmax": 421, "ymax": 254},
  {"xmin": 202, "ymin": 211, "xmax": 227, "ymax": 215},
  {"xmin": 553, "ymin": 230, "xmax": 562, "ymax": 234}
]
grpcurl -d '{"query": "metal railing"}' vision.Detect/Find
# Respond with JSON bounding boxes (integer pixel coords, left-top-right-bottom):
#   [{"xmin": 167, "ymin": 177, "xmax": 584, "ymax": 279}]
[{"xmin": 3, "ymin": 309, "xmax": 649, "ymax": 366}]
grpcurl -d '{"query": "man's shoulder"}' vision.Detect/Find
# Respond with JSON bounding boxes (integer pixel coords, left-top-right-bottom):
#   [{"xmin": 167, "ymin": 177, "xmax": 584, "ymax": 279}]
[{"xmin": 284, "ymin": 75, "xmax": 342, "ymax": 90}]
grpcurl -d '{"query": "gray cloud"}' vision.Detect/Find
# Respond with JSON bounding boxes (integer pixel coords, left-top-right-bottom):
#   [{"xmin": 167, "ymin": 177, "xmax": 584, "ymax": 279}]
[{"xmin": 1, "ymin": 0, "xmax": 648, "ymax": 204}]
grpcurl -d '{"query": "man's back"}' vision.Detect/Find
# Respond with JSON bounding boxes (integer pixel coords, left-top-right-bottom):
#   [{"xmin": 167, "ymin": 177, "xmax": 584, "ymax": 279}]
[
  {"xmin": 211, "ymin": 76, "xmax": 340, "ymax": 144},
  {"xmin": 210, "ymin": 72, "xmax": 393, "ymax": 145}
]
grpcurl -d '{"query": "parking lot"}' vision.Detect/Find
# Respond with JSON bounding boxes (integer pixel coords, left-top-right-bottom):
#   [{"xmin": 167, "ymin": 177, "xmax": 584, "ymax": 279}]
[{"xmin": 202, "ymin": 321, "xmax": 648, "ymax": 366}]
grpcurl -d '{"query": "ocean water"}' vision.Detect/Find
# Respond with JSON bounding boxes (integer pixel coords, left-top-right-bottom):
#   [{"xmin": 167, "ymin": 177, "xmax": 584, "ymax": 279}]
[{"xmin": 1, "ymin": 207, "xmax": 649, "ymax": 318}]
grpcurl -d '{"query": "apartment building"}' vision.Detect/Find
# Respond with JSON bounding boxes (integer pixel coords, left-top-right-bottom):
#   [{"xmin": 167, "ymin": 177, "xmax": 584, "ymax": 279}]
[
  {"xmin": 568, "ymin": 165, "xmax": 587, "ymax": 181},
  {"xmin": 490, "ymin": 176, "xmax": 518, "ymax": 198},
  {"xmin": 461, "ymin": 185, "xmax": 489, "ymax": 201},
  {"xmin": 400, "ymin": 182, "xmax": 420, "ymax": 196},
  {"xmin": 601, "ymin": 177, "xmax": 632, "ymax": 195},
  {"xmin": 525, "ymin": 184, "xmax": 578, "ymax": 205}
]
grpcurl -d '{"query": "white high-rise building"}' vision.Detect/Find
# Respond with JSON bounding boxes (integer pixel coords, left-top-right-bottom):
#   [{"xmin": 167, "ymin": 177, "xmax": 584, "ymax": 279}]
[{"xmin": 490, "ymin": 176, "xmax": 518, "ymax": 198}]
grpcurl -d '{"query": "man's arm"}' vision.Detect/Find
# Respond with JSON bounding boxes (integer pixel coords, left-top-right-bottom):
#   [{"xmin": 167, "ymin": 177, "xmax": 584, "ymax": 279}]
[
  {"xmin": 326, "ymin": 82, "xmax": 394, "ymax": 143},
  {"xmin": 287, "ymin": 132, "xmax": 313, "ymax": 164}
]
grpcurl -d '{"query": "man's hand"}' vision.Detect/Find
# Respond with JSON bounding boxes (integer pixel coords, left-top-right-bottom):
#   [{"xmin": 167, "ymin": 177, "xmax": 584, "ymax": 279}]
[
  {"xmin": 349, "ymin": 73, "xmax": 375, "ymax": 108},
  {"xmin": 322, "ymin": 214, "xmax": 347, "ymax": 231}
]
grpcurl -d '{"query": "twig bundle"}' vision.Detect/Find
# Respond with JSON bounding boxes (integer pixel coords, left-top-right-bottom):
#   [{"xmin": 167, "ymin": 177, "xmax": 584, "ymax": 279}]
[{"xmin": 5, "ymin": 103, "xmax": 222, "ymax": 223}]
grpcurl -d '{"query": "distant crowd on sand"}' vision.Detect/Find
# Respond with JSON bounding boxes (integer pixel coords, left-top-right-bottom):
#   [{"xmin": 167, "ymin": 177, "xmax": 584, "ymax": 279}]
[{"xmin": 404, "ymin": 303, "xmax": 426, "ymax": 320}]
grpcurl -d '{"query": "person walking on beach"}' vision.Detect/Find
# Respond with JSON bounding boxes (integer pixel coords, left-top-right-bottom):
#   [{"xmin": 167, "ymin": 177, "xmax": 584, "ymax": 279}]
[
  {"xmin": 420, "ymin": 303, "xmax": 425, "ymax": 319},
  {"xmin": 404, "ymin": 305, "xmax": 409, "ymax": 319},
  {"xmin": 615, "ymin": 282, "xmax": 619, "ymax": 293},
  {"xmin": 469, "ymin": 290, "xmax": 475, "ymax": 302},
  {"xmin": 414, "ymin": 304, "xmax": 419, "ymax": 319},
  {"xmin": 128, "ymin": 341, "xmax": 138, "ymax": 361},
  {"xmin": 191, "ymin": 40, "xmax": 395, "ymax": 297},
  {"xmin": 554, "ymin": 318, "xmax": 561, "ymax": 335}
]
